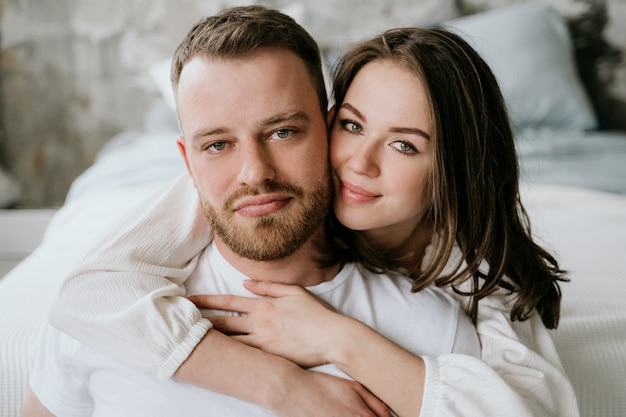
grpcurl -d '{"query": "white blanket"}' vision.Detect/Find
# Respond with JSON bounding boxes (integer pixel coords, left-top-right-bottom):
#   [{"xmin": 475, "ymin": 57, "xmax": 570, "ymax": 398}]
[{"xmin": 522, "ymin": 184, "xmax": 626, "ymax": 417}]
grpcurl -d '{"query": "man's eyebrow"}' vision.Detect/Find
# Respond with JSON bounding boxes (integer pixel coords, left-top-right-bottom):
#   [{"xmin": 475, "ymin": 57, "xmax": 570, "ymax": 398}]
[
  {"xmin": 262, "ymin": 110, "xmax": 310, "ymax": 126},
  {"xmin": 341, "ymin": 102, "xmax": 430, "ymax": 141},
  {"xmin": 190, "ymin": 111, "xmax": 310, "ymax": 143},
  {"xmin": 191, "ymin": 127, "xmax": 227, "ymax": 142}
]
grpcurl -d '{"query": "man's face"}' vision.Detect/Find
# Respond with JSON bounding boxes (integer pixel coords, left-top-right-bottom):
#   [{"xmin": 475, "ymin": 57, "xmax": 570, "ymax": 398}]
[{"xmin": 176, "ymin": 48, "xmax": 331, "ymax": 261}]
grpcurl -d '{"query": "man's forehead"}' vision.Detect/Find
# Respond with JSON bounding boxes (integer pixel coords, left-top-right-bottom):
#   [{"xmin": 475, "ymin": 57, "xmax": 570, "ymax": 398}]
[
  {"xmin": 179, "ymin": 50, "xmax": 315, "ymax": 96},
  {"xmin": 177, "ymin": 49, "xmax": 324, "ymax": 132}
]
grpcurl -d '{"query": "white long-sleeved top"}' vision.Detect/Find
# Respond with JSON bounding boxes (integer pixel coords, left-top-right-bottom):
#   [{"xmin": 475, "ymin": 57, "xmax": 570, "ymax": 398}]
[{"xmin": 49, "ymin": 173, "xmax": 580, "ymax": 417}]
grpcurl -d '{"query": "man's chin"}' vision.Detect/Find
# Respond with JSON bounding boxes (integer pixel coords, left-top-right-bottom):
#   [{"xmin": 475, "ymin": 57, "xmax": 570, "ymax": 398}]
[{"xmin": 218, "ymin": 231, "xmax": 303, "ymax": 261}]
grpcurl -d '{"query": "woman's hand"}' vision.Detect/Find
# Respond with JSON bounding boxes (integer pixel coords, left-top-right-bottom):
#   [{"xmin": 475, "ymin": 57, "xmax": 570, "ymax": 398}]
[
  {"xmin": 176, "ymin": 318, "xmax": 392, "ymax": 417},
  {"xmin": 189, "ymin": 280, "xmax": 346, "ymax": 367},
  {"xmin": 273, "ymin": 369, "xmax": 392, "ymax": 417}
]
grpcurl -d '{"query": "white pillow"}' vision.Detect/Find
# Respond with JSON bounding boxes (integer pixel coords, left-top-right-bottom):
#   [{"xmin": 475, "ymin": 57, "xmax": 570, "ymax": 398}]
[{"xmin": 445, "ymin": 2, "xmax": 597, "ymax": 130}]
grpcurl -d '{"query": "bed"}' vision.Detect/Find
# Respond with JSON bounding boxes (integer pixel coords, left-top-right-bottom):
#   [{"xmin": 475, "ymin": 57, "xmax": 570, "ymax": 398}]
[{"xmin": 1, "ymin": 3, "xmax": 625, "ymax": 417}]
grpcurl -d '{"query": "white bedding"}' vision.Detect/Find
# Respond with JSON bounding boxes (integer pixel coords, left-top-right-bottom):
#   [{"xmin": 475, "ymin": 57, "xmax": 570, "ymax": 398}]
[
  {"xmin": 0, "ymin": 182, "xmax": 170, "ymax": 417},
  {"xmin": 0, "ymin": 117, "xmax": 185, "ymax": 416},
  {"xmin": 522, "ymin": 184, "xmax": 626, "ymax": 417}
]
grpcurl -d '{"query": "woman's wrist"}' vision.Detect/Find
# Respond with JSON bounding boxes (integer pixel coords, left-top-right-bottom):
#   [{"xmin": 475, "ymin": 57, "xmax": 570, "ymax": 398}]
[
  {"xmin": 324, "ymin": 314, "xmax": 376, "ymax": 369},
  {"xmin": 261, "ymin": 356, "xmax": 308, "ymax": 411},
  {"xmin": 322, "ymin": 316, "xmax": 427, "ymax": 416}
]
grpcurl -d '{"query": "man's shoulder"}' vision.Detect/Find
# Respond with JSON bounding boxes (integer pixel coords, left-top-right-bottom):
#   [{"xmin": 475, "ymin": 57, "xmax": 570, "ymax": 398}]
[
  {"xmin": 340, "ymin": 263, "xmax": 472, "ymax": 357},
  {"xmin": 345, "ymin": 263, "xmax": 461, "ymax": 317},
  {"xmin": 354, "ymin": 263, "xmax": 455, "ymax": 299}
]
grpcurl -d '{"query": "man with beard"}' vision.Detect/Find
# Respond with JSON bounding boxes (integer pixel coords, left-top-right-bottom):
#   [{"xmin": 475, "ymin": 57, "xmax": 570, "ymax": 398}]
[{"xmin": 23, "ymin": 6, "xmax": 479, "ymax": 417}]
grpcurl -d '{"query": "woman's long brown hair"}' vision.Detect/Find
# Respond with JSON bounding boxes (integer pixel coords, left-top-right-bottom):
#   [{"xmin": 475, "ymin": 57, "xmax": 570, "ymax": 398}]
[{"xmin": 329, "ymin": 27, "xmax": 566, "ymax": 329}]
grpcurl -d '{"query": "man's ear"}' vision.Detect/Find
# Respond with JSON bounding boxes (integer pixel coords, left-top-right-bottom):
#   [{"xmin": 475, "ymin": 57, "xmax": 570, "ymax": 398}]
[
  {"xmin": 327, "ymin": 105, "xmax": 336, "ymax": 128},
  {"xmin": 176, "ymin": 136, "xmax": 193, "ymax": 177}
]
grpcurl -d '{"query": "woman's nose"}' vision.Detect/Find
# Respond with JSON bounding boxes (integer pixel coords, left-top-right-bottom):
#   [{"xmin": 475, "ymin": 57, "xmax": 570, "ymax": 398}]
[{"xmin": 346, "ymin": 141, "xmax": 380, "ymax": 177}]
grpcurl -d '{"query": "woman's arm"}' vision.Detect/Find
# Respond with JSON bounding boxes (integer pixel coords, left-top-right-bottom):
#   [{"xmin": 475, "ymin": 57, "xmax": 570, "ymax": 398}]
[
  {"xmin": 31, "ymin": 318, "xmax": 390, "ymax": 417},
  {"xmin": 196, "ymin": 281, "xmax": 427, "ymax": 417},
  {"xmin": 198, "ymin": 280, "xmax": 580, "ymax": 417},
  {"xmin": 177, "ymin": 328, "xmax": 391, "ymax": 417},
  {"xmin": 46, "ymin": 174, "xmax": 390, "ymax": 416},
  {"xmin": 49, "ymin": 174, "xmax": 213, "ymax": 379},
  {"xmin": 427, "ymin": 286, "xmax": 580, "ymax": 417}
]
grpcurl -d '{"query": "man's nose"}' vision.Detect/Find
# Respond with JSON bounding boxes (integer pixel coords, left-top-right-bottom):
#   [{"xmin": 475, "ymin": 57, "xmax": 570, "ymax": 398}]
[{"xmin": 236, "ymin": 141, "xmax": 276, "ymax": 186}]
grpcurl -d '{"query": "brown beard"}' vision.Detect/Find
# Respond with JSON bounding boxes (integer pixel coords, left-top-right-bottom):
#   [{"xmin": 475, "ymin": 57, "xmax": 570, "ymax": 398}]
[{"xmin": 198, "ymin": 176, "xmax": 331, "ymax": 261}]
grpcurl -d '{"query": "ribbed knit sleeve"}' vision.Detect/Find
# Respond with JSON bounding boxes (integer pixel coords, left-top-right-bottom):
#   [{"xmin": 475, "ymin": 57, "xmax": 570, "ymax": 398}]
[
  {"xmin": 49, "ymin": 174, "xmax": 214, "ymax": 379},
  {"xmin": 418, "ymin": 286, "xmax": 580, "ymax": 417}
]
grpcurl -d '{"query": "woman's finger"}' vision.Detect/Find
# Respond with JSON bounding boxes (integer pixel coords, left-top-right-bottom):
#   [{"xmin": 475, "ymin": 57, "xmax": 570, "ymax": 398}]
[
  {"xmin": 245, "ymin": 280, "xmax": 337, "ymax": 313},
  {"xmin": 243, "ymin": 279, "xmax": 306, "ymax": 297},
  {"xmin": 207, "ymin": 315, "xmax": 252, "ymax": 334},
  {"xmin": 188, "ymin": 294, "xmax": 254, "ymax": 313},
  {"xmin": 358, "ymin": 386, "xmax": 393, "ymax": 417}
]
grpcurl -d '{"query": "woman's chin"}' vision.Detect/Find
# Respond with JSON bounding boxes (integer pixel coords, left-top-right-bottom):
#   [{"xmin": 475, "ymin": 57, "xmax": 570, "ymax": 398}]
[{"xmin": 334, "ymin": 208, "xmax": 371, "ymax": 232}]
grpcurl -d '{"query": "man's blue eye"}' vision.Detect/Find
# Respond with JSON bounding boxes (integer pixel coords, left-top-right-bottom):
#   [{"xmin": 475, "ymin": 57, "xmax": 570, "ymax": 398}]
[
  {"xmin": 207, "ymin": 142, "xmax": 226, "ymax": 152},
  {"xmin": 271, "ymin": 129, "xmax": 294, "ymax": 140},
  {"xmin": 276, "ymin": 129, "xmax": 291, "ymax": 139}
]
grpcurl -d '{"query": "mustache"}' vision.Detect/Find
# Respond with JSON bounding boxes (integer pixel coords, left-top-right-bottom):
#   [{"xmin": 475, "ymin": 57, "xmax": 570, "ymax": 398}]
[{"xmin": 224, "ymin": 182, "xmax": 304, "ymax": 209}]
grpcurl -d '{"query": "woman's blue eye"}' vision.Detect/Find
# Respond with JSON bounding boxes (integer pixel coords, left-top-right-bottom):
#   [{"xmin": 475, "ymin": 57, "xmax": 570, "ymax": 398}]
[
  {"xmin": 391, "ymin": 140, "xmax": 417, "ymax": 154},
  {"xmin": 341, "ymin": 120, "xmax": 363, "ymax": 134}
]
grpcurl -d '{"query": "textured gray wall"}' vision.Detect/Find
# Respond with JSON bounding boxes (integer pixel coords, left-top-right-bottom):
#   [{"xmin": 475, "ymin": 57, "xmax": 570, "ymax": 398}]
[
  {"xmin": 1, "ymin": 0, "xmax": 624, "ymax": 207},
  {"xmin": 0, "ymin": 0, "xmax": 227, "ymax": 207}
]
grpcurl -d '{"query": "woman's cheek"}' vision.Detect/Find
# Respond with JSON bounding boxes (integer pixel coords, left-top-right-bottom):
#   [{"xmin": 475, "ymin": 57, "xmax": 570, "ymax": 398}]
[{"xmin": 329, "ymin": 131, "xmax": 349, "ymax": 170}]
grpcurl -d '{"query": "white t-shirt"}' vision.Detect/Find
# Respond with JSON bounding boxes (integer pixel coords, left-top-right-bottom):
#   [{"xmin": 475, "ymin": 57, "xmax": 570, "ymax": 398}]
[{"xmin": 31, "ymin": 243, "xmax": 479, "ymax": 417}]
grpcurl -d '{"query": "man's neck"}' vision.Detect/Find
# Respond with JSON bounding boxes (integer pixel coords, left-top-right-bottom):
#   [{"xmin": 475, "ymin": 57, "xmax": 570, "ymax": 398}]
[{"xmin": 213, "ymin": 229, "xmax": 340, "ymax": 287}]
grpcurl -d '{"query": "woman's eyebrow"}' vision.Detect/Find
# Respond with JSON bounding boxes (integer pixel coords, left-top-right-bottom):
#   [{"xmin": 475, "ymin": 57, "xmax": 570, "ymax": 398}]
[
  {"xmin": 341, "ymin": 103, "xmax": 366, "ymax": 122},
  {"xmin": 342, "ymin": 102, "xmax": 430, "ymax": 140},
  {"xmin": 390, "ymin": 126, "xmax": 430, "ymax": 141}
]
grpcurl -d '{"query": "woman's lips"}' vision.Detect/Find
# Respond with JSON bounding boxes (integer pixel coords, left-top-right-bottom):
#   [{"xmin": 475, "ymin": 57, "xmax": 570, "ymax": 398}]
[
  {"xmin": 339, "ymin": 180, "xmax": 380, "ymax": 204},
  {"xmin": 234, "ymin": 194, "xmax": 291, "ymax": 217}
]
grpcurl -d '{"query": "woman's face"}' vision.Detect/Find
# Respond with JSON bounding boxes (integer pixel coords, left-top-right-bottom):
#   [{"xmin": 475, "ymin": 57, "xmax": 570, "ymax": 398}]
[{"xmin": 330, "ymin": 60, "xmax": 433, "ymax": 246}]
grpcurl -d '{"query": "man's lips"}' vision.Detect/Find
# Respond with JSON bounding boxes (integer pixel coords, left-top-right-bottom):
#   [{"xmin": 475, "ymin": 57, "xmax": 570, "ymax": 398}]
[
  {"xmin": 339, "ymin": 180, "xmax": 380, "ymax": 204},
  {"xmin": 233, "ymin": 194, "xmax": 291, "ymax": 217}
]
